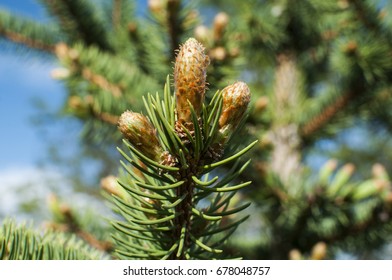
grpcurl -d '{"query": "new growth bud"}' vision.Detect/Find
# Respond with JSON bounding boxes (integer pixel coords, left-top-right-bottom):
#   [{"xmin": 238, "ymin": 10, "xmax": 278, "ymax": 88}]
[
  {"xmin": 118, "ymin": 111, "xmax": 163, "ymax": 161},
  {"xmin": 311, "ymin": 242, "xmax": 327, "ymax": 260},
  {"xmin": 174, "ymin": 38, "xmax": 210, "ymax": 123},
  {"xmin": 213, "ymin": 12, "xmax": 229, "ymax": 42},
  {"xmin": 218, "ymin": 81, "xmax": 251, "ymax": 142},
  {"xmin": 100, "ymin": 175, "xmax": 129, "ymax": 200}
]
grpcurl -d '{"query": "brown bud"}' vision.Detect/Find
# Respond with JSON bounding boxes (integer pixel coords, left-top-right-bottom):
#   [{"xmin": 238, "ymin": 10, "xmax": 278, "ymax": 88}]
[
  {"xmin": 127, "ymin": 22, "xmax": 137, "ymax": 34},
  {"xmin": 342, "ymin": 163, "xmax": 355, "ymax": 176},
  {"xmin": 118, "ymin": 111, "xmax": 163, "ymax": 161},
  {"xmin": 229, "ymin": 47, "xmax": 240, "ymax": 58},
  {"xmin": 372, "ymin": 163, "xmax": 389, "ymax": 181},
  {"xmin": 385, "ymin": 192, "xmax": 392, "ymax": 203},
  {"xmin": 289, "ymin": 249, "xmax": 302, "ymax": 260},
  {"xmin": 218, "ymin": 81, "xmax": 251, "ymax": 141},
  {"xmin": 254, "ymin": 96, "xmax": 269, "ymax": 112},
  {"xmin": 68, "ymin": 96, "xmax": 83, "ymax": 110},
  {"xmin": 343, "ymin": 40, "xmax": 357, "ymax": 54},
  {"xmin": 51, "ymin": 68, "xmax": 70, "ymax": 80},
  {"xmin": 101, "ymin": 175, "xmax": 123, "ymax": 198},
  {"xmin": 213, "ymin": 12, "xmax": 229, "ymax": 42},
  {"xmin": 194, "ymin": 25, "xmax": 210, "ymax": 44},
  {"xmin": 210, "ymin": 47, "xmax": 226, "ymax": 61},
  {"xmin": 55, "ymin": 42, "xmax": 78, "ymax": 61},
  {"xmin": 55, "ymin": 43, "xmax": 69, "ymax": 59},
  {"xmin": 338, "ymin": 0, "xmax": 349, "ymax": 9},
  {"xmin": 174, "ymin": 38, "xmax": 210, "ymax": 123},
  {"xmin": 311, "ymin": 242, "xmax": 327, "ymax": 260},
  {"xmin": 148, "ymin": 0, "xmax": 166, "ymax": 13}
]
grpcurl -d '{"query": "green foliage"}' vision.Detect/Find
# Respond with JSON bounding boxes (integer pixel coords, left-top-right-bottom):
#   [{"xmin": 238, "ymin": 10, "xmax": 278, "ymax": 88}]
[
  {"xmin": 111, "ymin": 76, "xmax": 255, "ymax": 259},
  {"xmin": 0, "ymin": 9, "xmax": 59, "ymax": 52},
  {"xmin": 0, "ymin": 220, "xmax": 105, "ymax": 260},
  {"xmin": 2, "ymin": 0, "xmax": 392, "ymax": 260}
]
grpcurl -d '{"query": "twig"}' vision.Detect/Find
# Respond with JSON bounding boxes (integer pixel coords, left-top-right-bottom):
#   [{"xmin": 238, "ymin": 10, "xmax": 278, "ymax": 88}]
[
  {"xmin": 167, "ymin": 0, "xmax": 182, "ymax": 58},
  {"xmin": 90, "ymin": 106, "xmax": 120, "ymax": 126},
  {"xmin": 301, "ymin": 90, "xmax": 354, "ymax": 137},
  {"xmin": 49, "ymin": 206, "xmax": 114, "ymax": 253},
  {"xmin": 112, "ymin": 0, "xmax": 122, "ymax": 30},
  {"xmin": 0, "ymin": 29, "xmax": 54, "ymax": 52},
  {"xmin": 349, "ymin": 0, "xmax": 379, "ymax": 32},
  {"xmin": 82, "ymin": 68, "xmax": 123, "ymax": 98}
]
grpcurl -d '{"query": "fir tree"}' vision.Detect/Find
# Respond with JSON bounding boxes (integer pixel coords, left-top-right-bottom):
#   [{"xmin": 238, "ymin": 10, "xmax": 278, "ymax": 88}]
[{"xmin": 2, "ymin": 0, "xmax": 392, "ymax": 260}]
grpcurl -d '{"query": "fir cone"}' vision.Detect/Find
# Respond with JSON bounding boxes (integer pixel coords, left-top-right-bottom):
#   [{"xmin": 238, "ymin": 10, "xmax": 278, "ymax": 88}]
[
  {"xmin": 118, "ymin": 111, "xmax": 163, "ymax": 161},
  {"xmin": 174, "ymin": 38, "xmax": 210, "ymax": 123},
  {"xmin": 218, "ymin": 81, "xmax": 251, "ymax": 142}
]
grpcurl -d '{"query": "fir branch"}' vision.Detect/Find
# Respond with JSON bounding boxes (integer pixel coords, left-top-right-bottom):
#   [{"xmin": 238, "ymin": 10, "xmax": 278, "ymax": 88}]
[
  {"xmin": 0, "ymin": 10, "xmax": 57, "ymax": 52},
  {"xmin": 82, "ymin": 67, "xmax": 123, "ymax": 98},
  {"xmin": 48, "ymin": 206, "xmax": 113, "ymax": 253},
  {"xmin": 167, "ymin": 0, "xmax": 183, "ymax": 57},
  {"xmin": 323, "ymin": 202, "xmax": 387, "ymax": 245},
  {"xmin": 0, "ymin": 220, "xmax": 105, "ymax": 260},
  {"xmin": 112, "ymin": 38, "xmax": 254, "ymax": 260},
  {"xmin": 89, "ymin": 106, "xmax": 119, "ymax": 126},
  {"xmin": 127, "ymin": 23, "xmax": 152, "ymax": 75},
  {"xmin": 301, "ymin": 90, "xmax": 354, "ymax": 137},
  {"xmin": 40, "ymin": 0, "xmax": 112, "ymax": 51},
  {"xmin": 0, "ymin": 28, "xmax": 55, "ymax": 52},
  {"xmin": 112, "ymin": 0, "xmax": 122, "ymax": 30},
  {"xmin": 348, "ymin": 0, "xmax": 380, "ymax": 32}
]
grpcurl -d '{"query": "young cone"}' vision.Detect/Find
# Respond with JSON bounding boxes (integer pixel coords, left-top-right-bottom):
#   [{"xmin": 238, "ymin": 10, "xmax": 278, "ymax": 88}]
[
  {"xmin": 118, "ymin": 111, "xmax": 163, "ymax": 161},
  {"xmin": 174, "ymin": 38, "xmax": 210, "ymax": 123},
  {"xmin": 218, "ymin": 81, "xmax": 251, "ymax": 142}
]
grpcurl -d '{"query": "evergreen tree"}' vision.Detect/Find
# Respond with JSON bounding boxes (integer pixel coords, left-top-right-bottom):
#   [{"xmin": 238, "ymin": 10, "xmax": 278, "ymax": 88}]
[{"xmin": 1, "ymin": 0, "xmax": 392, "ymax": 260}]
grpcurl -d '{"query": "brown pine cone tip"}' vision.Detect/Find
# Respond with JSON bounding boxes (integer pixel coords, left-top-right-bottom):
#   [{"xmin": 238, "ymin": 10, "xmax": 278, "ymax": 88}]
[
  {"xmin": 118, "ymin": 111, "xmax": 163, "ymax": 161},
  {"xmin": 218, "ymin": 81, "xmax": 251, "ymax": 141},
  {"xmin": 174, "ymin": 38, "xmax": 210, "ymax": 123}
]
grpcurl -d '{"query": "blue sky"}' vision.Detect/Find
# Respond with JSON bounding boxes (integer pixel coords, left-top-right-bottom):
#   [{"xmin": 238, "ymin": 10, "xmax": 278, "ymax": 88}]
[
  {"xmin": 0, "ymin": 0, "xmax": 65, "ymax": 169},
  {"xmin": 0, "ymin": 0, "xmax": 70, "ymax": 220},
  {"xmin": 0, "ymin": 1, "xmax": 154, "ymax": 220}
]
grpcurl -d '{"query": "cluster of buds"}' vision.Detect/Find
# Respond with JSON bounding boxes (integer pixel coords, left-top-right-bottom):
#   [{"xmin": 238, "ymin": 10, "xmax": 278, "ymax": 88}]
[
  {"xmin": 193, "ymin": 12, "xmax": 235, "ymax": 62},
  {"xmin": 55, "ymin": 42, "xmax": 79, "ymax": 63},
  {"xmin": 118, "ymin": 37, "xmax": 251, "ymax": 166}
]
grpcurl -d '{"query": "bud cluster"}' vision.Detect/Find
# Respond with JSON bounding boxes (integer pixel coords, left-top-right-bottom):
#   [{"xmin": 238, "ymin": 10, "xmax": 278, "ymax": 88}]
[{"xmin": 119, "ymin": 38, "xmax": 251, "ymax": 167}]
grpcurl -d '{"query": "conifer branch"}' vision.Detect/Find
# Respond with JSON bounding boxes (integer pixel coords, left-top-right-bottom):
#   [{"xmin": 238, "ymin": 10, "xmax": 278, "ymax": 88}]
[
  {"xmin": 127, "ymin": 23, "xmax": 151, "ymax": 75},
  {"xmin": 167, "ymin": 0, "xmax": 183, "ymax": 57},
  {"xmin": 89, "ymin": 107, "xmax": 120, "ymax": 126},
  {"xmin": 112, "ymin": 0, "xmax": 122, "ymax": 30},
  {"xmin": 41, "ymin": 0, "xmax": 112, "ymax": 51},
  {"xmin": 0, "ymin": 28, "xmax": 55, "ymax": 52},
  {"xmin": 301, "ymin": 90, "xmax": 354, "ymax": 137},
  {"xmin": 348, "ymin": 0, "xmax": 379, "ymax": 32},
  {"xmin": 47, "ymin": 206, "xmax": 113, "ymax": 253},
  {"xmin": 81, "ymin": 68, "xmax": 123, "ymax": 98},
  {"xmin": 112, "ymin": 38, "xmax": 254, "ymax": 259},
  {"xmin": 0, "ymin": 220, "xmax": 105, "ymax": 260},
  {"xmin": 0, "ymin": 10, "xmax": 58, "ymax": 52},
  {"xmin": 323, "ymin": 204, "xmax": 387, "ymax": 244}
]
